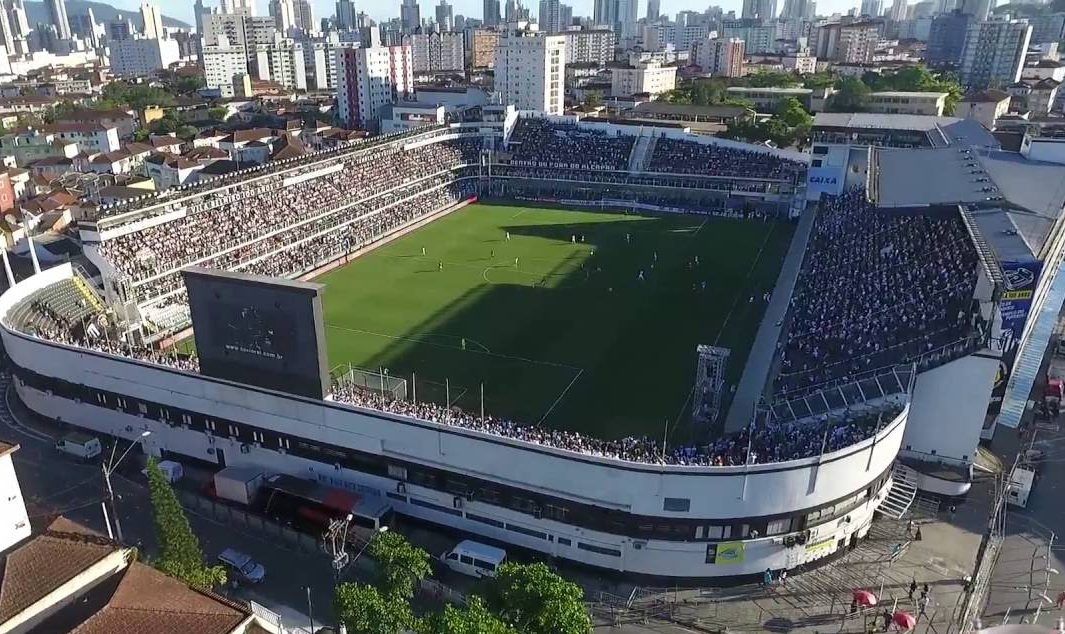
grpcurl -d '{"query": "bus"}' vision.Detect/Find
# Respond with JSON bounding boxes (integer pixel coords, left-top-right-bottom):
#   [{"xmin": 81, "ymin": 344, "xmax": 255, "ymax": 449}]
[{"xmin": 258, "ymin": 473, "xmax": 394, "ymax": 536}]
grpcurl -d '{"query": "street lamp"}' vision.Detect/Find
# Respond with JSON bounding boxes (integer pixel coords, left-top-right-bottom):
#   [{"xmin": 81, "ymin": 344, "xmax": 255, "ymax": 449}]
[{"xmin": 102, "ymin": 430, "xmax": 151, "ymax": 543}]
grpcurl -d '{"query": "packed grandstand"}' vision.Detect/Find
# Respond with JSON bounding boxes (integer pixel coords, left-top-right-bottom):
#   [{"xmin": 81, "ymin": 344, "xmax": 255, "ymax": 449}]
[{"xmin": 6, "ymin": 116, "xmax": 967, "ymax": 467}]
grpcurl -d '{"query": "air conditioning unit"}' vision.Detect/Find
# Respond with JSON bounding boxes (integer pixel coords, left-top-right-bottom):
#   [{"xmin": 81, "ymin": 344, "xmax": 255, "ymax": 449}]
[
  {"xmin": 240, "ymin": 443, "xmax": 250, "ymax": 454},
  {"xmin": 396, "ymin": 482, "xmax": 406, "ymax": 494},
  {"xmin": 453, "ymin": 496, "xmax": 463, "ymax": 509}
]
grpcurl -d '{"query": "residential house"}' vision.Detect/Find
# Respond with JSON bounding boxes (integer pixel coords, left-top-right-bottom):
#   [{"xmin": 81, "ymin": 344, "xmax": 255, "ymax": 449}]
[
  {"xmin": 46, "ymin": 122, "xmax": 121, "ymax": 153},
  {"xmin": 54, "ymin": 108, "xmax": 138, "ymax": 139},
  {"xmin": 955, "ymin": 88, "xmax": 1011, "ymax": 129},
  {"xmin": 0, "ymin": 441, "xmax": 30, "ymax": 553},
  {"xmin": 147, "ymin": 134, "xmax": 184, "ymax": 154},
  {"xmin": 145, "ymin": 153, "xmax": 205, "ymax": 190},
  {"xmin": 0, "ymin": 516, "xmax": 280, "ymax": 634}
]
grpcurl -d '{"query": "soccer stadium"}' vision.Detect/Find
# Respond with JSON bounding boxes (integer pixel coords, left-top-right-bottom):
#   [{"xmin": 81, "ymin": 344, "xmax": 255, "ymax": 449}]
[{"xmin": 3, "ymin": 110, "xmax": 1064, "ymax": 579}]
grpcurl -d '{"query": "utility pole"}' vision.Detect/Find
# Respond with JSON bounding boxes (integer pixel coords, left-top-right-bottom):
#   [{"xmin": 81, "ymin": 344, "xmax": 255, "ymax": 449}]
[{"xmin": 325, "ymin": 514, "xmax": 354, "ymax": 586}]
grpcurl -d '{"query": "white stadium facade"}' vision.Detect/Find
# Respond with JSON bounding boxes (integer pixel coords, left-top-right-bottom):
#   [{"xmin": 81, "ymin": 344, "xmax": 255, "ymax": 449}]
[{"xmin": 2, "ymin": 109, "xmax": 1064, "ymax": 579}]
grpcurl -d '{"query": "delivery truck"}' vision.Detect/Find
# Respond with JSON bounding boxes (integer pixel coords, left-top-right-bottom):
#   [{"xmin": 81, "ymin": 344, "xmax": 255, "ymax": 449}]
[{"xmin": 213, "ymin": 466, "xmax": 266, "ymax": 506}]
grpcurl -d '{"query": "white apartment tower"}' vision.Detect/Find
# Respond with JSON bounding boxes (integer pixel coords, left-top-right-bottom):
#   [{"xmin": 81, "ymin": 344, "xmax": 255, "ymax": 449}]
[
  {"xmin": 140, "ymin": 2, "xmax": 164, "ymax": 38},
  {"xmin": 335, "ymin": 44, "xmax": 414, "ymax": 129},
  {"xmin": 494, "ymin": 29, "xmax": 565, "ymax": 115}
]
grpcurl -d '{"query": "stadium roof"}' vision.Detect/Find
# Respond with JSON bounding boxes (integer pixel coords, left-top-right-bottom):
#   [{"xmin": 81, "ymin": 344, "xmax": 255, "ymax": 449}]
[
  {"xmin": 812, "ymin": 113, "xmax": 998, "ymax": 148},
  {"xmin": 872, "ymin": 146, "xmax": 1065, "ymax": 261},
  {"xmin": 631, "ymin": 102, "xmax": 750, "ymax": 118}
]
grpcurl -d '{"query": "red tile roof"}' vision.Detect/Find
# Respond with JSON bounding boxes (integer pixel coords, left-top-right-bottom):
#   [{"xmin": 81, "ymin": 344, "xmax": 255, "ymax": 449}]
[
  {"xmin": 69, "ymin": 564, "xmax": 249, "ymax": 634},
  {"xmin": 0, "ymin": 518, "xmax": 121, "ymax": 622}
]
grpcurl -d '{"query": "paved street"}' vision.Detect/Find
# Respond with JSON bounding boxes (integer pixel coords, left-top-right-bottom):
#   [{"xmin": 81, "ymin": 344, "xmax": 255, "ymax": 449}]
[
  {"xmin": 0, "ymin": 378, "xmax": 342, "ymax": 632},
  {"xmin": 980, "ymin": 346, "xmax": 1065, "ymax": 627}
]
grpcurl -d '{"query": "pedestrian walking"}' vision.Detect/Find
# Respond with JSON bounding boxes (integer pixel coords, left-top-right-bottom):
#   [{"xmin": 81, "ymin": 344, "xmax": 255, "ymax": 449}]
[
  {"xmin": 421, "ymin": 246, "xmax": 426, "ymax": 256},
  {"xmin": 882, "ymin": 608, "xmax": 892, "ymax": 632},
  {"xmin": 908, "ymin": 579, "xmax": 917, "ymax": 601},
  {"xmin": 918, "ymin": 595, "xmax": 929, "ymax": 618},
  {"xmin": 915, "ymin": 525, "xmax": 923, "ymax": 541},
  {"xmin": 921, "ymin": 583, "xmax": 929, "ymax": 601},
  {"xmin": 907, "ymin": 520, "xmax": 915, "ymax": 537},
  {"xmin": 763, "ymin": 568, "xmax": 773, "ymax": 587},
  {"xmin": 780, "ymin": 569, "xmax": 787, "ymax": 587}
]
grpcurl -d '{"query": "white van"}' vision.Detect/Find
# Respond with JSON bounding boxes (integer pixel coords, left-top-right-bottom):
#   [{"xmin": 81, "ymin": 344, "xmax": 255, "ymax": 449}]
[
  {"xmin": 143, "ymin": 460, "xmax": 184, "ymax": 483},
  {"xmin": 440, "ymin": 540, "xmax": 507, "ymax": 578},
  {"xmin": 55, "ymin": 432, "xmax": 102, "ymax": 461}
]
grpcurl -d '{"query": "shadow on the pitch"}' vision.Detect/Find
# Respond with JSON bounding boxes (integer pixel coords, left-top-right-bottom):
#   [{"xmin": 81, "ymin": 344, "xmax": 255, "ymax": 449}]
[{"xmin": 320, "ymin": 207, "xmax": 790, "ymax": 442}]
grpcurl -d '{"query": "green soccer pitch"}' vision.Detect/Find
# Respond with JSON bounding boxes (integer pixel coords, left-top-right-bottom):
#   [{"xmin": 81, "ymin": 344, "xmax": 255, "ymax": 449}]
[{"xmin": 315, "ymin": 202, "xmax": 794, "ymax": 441}]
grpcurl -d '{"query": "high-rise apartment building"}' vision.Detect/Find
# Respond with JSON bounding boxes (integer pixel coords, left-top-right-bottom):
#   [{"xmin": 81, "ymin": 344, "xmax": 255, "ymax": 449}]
[
  {"xmin": 471, "ymin": 27, "xmax": 499, "ymax": 67},
  {"xmin": 811, "ymin": 21, "xmax": 878, "ymax": 63},
  {"xmin": 926, "ymin": 10, "xmax": 971, "ymax": 67},
  {"xmin": 959, "ymin": 18, "xmax": 1032, "ymax": 88},
  {"xmin": 336, "ymin": 0, "xmax": 356, "ymax": 30},
  {"xmin": 564, "ymin": 27, "xmax": 615, "ymax": 64},
  {"xmin": 293, "ymin": 0, "xmax": 314, "ymax": 32},
  {"xmin": 400, "ymin": 0, "xmax": 421, "ymax": 33},
  {"xmin": 494, "ymin": 28, "xmax": 565, "ymax": 114},
  {"xmin": 859, "ymin": 0, "xmax": 882, "ymax": 16},
  {"xmin": 721, "ymin": 19, "xmax": 778, "ymax": 54},
  {"xmin": 140, "ymin": 2, "xmax": 164, "ymax": 38},
  {"xmin": 46, "ymin": 0, "xmax": 71, "ymax": 40},
  {"xmin": 957, "ymin": 0, "xmax": 990, "ymax": 20},
  {"xmin": 434, "ymin": 0, "xmax": 453, "ymax": 30},
  {"xmin": 203, "ymin": 35, "xmax": 249, "ymax": 96},
  {"xmin": 335, "ymin": 44, "xmax": 414, "ymax": 129},
  {"xmin": 593, "ymin": 0, "xmax": 637, "ymax": 37},
  {"xmin": 269, "ymin": 0, "xmax": 296, "ymax": 33},
  {"xmin": 405, "ymin": 31, "xmax": 464, "ymax": 70},
  {"xmin": 110, "ymin": 37, "xmax": 180, "ymax": 76},
  {"xmin": 253, "ymin": 40, "xmax": 308, "ymax": 90},
  {"xmin": 539, "ymin": 0, "xmax": 563, "ymax": 33},
  {"xmin": 691, "ymin": 36, "xmax": 745, "ymax": 76},
  {"xmin": 484, "ymin": 0, "xmax": 501, "ymax": 25},
  {"xmin": 741, "ymin": 0, "xmax": 777, "ymax": 21},
  {"xmin": 647, "ymin": 0, "xmax": 660, "ymax": 21}
]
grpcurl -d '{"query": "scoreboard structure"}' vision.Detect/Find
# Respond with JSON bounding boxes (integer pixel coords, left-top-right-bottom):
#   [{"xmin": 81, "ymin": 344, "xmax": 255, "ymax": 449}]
[{"xmin": 181, "ymin": 267, "xmax": 331, "ymax": 399}]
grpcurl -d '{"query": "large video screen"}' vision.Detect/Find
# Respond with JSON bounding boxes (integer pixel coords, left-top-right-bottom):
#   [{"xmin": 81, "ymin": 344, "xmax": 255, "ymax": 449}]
[{"xmin": 182, "ymin": 267, "xmax": 330, "ymax": 399}]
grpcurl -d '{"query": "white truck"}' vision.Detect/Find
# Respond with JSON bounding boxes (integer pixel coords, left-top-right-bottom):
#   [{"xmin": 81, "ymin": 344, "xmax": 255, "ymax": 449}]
[{"xmin": 213, "ymin": 467, "xmax": 266, "ymax": 506}]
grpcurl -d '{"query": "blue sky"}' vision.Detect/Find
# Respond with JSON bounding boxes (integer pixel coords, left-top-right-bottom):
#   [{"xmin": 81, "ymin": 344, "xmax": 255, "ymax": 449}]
[{"xmin": 124, "ymin": 0, "xmax": 860, "ymax": 29}]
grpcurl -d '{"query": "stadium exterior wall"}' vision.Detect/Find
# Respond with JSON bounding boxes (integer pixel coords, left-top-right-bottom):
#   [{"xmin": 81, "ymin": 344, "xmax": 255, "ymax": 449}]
[{"xmin": 0, "ymin": 266, "xmax": 904, "ymax": 578}]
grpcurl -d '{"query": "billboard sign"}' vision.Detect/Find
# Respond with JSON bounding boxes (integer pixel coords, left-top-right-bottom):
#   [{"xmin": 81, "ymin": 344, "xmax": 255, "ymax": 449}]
[
  {"xmin": 999, "ymin": 260, "xmax": 1043, "ymax": 337},
  {"xmin": 705, "ymin": 541, "xmax": 745, "ymax": 564},
  {"xmin": 182, "ymin": 267, "xmax": 330, "ymax": 400},
  {"xmin": 806, "ymin": 166, "xmax": 845, "ymax": 199}
]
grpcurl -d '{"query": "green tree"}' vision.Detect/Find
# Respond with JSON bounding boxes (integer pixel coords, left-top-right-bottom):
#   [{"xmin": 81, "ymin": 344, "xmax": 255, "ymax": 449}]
[
  {"xmin": 744, "ymin": 71, "xmax": 801, "ymax": 88},
  {"xmin": 775, "ymin": 97, "xmax": 813, "ymax": 128},
  {"xmin": 803, "ymin": 72, "xmax": 837, "ymax": 89},
  {"xmin": 417, "ymin": 596, "xmax": 517, "ymax": 634},
  {"xmin": 146, "ymin": 459, "xmax": 226, "ymax": 589},
  {"xmin": 334, "ymin": 583, "xmax": 414, "ymax": 634},
  {"xmin": 484, "ymin": 562, "xmax": 591, "ymax": 634},
  {"xmin": 584, "ymin": 90, "xmax": 603, "ymax": 108},
  {"xmin": 207, "ymin": 107, "xmax": 228, "ymax": 121},
  {"xmin": 367, "ymin": 531, "xmax": 432, "ymax": 600},
  {"xmin": 829, "ymin": 76, "xmax": 870, "ymax": 112}
]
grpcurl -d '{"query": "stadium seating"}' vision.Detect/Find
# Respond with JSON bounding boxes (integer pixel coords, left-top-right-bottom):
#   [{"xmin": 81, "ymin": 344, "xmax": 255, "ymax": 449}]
[
  {"xmin": 99, "ymin": 139, "xmax": 482, "ymax": 303},
  {"xmin": 776, "ymin": 188, "xmax": 980, "ymax": 395},
  {"xmin": 646, "ymin": 138, "xmax": 804, "ymax": 180},
  {"xmin": 506, "ymin": 118, "xmax": 635, "ymax": 171}
]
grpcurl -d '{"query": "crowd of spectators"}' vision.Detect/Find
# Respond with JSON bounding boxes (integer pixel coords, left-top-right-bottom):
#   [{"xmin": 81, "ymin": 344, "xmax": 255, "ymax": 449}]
[
  {"xmin": 494, "ymin": 165, "xmax": 779, "ymax": 195},
  {"xmin": 99, "ymin": 138, "xmax": 482, "ymax": 300},
  {"xmin": 646, "ymin": 138, "xmax": 804, "ymax": 180},
  {"xmin": 507, "ymin": 118, "xmax": 635, "ymax": 171},
  {"xmin": 777, "ymin": 188, "xmax": 979, "ymax": 395},
  {"xmin": 328, "ymin": 380, "xmax": 895, "ymax": 465}
]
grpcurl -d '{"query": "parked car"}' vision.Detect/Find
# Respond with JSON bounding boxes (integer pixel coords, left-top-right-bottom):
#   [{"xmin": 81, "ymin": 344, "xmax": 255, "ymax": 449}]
[{"xmin": 217, "ymin": 548, "xmax": 266, "ymax": 584}]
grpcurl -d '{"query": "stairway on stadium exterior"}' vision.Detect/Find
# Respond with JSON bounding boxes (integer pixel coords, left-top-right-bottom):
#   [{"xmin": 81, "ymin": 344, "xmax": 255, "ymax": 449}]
[
  {"xmin": 877, "ymin": 462, "xmax": 918, "ymax": 519},
  {"xmin": 628, "ymin": 134, "xmax": 657, "ymax": 173}
]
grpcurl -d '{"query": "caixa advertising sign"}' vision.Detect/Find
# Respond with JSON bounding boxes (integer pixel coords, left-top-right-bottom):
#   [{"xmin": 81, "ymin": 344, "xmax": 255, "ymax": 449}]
[{"xmin": 807, "ymin": 167, "xmax": 845, "ymax": 197}]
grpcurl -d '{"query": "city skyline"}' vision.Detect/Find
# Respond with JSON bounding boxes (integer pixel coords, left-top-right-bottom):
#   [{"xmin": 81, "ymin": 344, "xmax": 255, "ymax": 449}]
[{"xmin": 105, "ymin": 0, "xmax": 922, "ymax": 32}]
